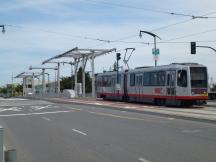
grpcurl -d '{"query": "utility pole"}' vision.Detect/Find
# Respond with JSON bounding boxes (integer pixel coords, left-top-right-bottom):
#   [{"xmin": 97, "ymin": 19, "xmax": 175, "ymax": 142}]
[
  {"xmin": 11, "ymin": 72, "xmax": 14, "ymax": 97},
  {"xmin": 139, "ymin": 30, "xmax": 161, "ymax": 66}
]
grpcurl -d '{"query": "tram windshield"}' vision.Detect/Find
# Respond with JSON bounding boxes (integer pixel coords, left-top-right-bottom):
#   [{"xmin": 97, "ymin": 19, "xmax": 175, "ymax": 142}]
[{"xmin": 190, "ymin": 67, "xmax": 207, "ymax": 88}]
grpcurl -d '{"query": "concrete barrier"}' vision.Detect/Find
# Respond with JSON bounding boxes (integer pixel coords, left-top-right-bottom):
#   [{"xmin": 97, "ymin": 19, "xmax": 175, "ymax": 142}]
[
  {"xmin": 0, "ymin": 126, "xmax": 3, "ymax": 162},
  {"xmin": 4, "ymin": 150, "xmax": 16, "ymax": 162}
]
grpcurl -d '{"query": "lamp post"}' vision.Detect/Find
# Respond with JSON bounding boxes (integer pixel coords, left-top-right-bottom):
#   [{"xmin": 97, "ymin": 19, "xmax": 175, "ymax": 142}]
[
  {"xmin": 0, "ymin": 25, "xmax": 5, "ymax": 34},
  {"xmin": 139, "ymin": 30, "xmax": 161, "ymax": 66}
]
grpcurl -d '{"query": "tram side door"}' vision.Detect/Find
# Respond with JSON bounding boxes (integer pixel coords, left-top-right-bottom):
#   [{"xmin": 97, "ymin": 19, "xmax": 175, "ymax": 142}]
[
  {"xmin": 166, "ymin": 71, "xmax": 176, "ymax": 99},
  {"xmin": 123, "ymin": 73, "xmax": 128, "ymax": 100}
]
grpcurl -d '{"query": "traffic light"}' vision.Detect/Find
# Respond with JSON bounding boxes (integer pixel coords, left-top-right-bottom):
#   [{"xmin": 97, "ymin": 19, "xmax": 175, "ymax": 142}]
[
  {"xmin": 116, "ymin": 53, "xmax": 121, "ymax": 60},
  {"xmin": 191, "ymin": 42, "xmax": 196, "ymax": 54}
]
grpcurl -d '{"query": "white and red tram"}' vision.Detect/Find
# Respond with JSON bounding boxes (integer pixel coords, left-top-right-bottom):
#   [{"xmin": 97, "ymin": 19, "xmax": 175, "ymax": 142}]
[{"xmin": 95, "ymin": 63, "xmax": 208, "ymax": 106}]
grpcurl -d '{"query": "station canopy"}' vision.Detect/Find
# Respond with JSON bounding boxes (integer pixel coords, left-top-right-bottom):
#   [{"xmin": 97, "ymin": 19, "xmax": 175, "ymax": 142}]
[
  {"xmin": 41, "ymin": 47, "xmax": 116, "ymax": 98},
  {"xmin": 42, "ymin": 47, "xmax": 116, "ymax": 64},
  {"xmin": 15, "ymin": 72, "xmax": 41, "ymax": 78}
]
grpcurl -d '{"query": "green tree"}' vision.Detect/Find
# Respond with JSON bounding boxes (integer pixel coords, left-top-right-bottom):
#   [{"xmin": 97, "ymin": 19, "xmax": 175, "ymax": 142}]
[
  {"xmin": 60, "ymin": 67, "xmax": 92, "ymax": 93},
  {"xmin": 0, "ymin": 87, "xmax": 7, "ymax": 94},
  {"xmin": 15, "ymin": 84, "xmax": 23, "ymax": 94}
]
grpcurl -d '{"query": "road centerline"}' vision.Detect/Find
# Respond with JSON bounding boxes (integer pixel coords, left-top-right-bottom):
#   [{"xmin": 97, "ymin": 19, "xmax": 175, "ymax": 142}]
[
  {"xmin": 42, "ymin": 117, "xmax": 51, "ymax": 121},
  {"xmin": 72, "ymin": 129, "xmax": 87, "ymax": 136},
  {"xmin": 138, "ymin": 157, "xmax": 151, "ymax": 162}
]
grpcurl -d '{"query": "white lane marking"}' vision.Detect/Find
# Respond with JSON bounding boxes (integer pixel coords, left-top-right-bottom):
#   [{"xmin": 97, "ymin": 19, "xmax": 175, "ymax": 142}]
[
  {"xmin": 94, "ymin": 103, "xmax": 103, "ymax": 105},
  {"xmin": 0, "ymin": 107, "xmax": 22, "ymax": 112},
  {"xmin": 31, "ymin": 105, "xmax": 54, "ymax": 110},
  {"xmin": 0, "ymin": 110, "xmax": 71, "ymax": 117},
  {"xmin": 72, "ymin": 129, "xmax": 87, "ymax": 136},
  {"xmin": 0, "ymin": 98, "xmax": 28, "ymax": 101},
  {"xmin": 182, "ymin": 130, "xmax": 201, "ymax": 133},
  {"xmin": 138, "ymin": 157, "xmax": 151, "ymax": 162},
  {"xmin": 168, "ymin": 117, "xmax": 175, "ymax": 120},
  {"xmin": 42, "ymin": 117, "xmax": 51, "ymax": 121},
  {"xmin": 125, "ymin": 106, "xmax": 137, "ymax": 109}
]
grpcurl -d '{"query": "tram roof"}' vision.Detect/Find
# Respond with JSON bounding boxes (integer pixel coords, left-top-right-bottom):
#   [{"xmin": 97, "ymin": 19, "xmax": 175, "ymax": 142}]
[{"xmin": 96, "ymin": 62, "xmax": 206, "ymax": 76}]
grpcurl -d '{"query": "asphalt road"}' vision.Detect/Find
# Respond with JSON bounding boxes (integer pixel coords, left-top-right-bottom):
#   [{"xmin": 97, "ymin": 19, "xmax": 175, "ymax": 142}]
[{"xmin": 0, "ymin": 98, "xmax": 216, "ymax": 162}]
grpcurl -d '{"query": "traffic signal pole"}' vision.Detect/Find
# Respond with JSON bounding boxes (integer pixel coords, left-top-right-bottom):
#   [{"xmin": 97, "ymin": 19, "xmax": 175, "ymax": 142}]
[
  {"xmin": 196, "ymin": 46, "xmax": 216, "ymax": 52},
  {"xmin": 154, "ymin": 36, "xmax": 157, "ymax": 66},
  {"xmin": 190, "ymin": 42, "xmax": 216, "ymax": 54}
]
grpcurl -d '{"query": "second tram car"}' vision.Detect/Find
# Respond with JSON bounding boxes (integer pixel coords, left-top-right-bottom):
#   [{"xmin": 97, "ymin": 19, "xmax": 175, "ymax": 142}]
[{"xmin": 95, "ymin": 63, "xmax": 208, "ymax": 106}]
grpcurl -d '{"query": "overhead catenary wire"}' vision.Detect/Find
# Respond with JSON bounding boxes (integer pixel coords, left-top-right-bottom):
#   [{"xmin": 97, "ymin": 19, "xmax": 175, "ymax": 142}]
[
  {"xmin": 88, "ymin": 10, "xmax": 216, "ymax": 48},
  {"xmin": 163, "ymin": 28, "xmax": 216, "ymax": 42},
  {"xmin": 4, "ymin": 9, "xmax": 216, "ymax": 51},
  {"xmin": 81, "ymin": 0, "xmax": 216, "ymax": 19},
  {"xmin": 5, "ymin": 24, "xmax": 112, "ymax": 43}
]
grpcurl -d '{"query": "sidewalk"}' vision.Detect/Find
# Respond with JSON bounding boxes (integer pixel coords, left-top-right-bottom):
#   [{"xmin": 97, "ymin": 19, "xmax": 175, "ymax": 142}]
[{"xmin": 33, "ymin": 97, "xmax": 216, "ymax": 123}]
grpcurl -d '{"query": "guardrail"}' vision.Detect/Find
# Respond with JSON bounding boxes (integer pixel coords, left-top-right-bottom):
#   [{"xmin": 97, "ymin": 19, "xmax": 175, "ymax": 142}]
[{"xmin": 0, "ymin": 126, "xmax": 3, "ymax": 162}]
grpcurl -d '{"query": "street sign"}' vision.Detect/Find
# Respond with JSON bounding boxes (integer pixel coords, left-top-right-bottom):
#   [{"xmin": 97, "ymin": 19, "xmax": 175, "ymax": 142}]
[
  {"xmin": 152, "ymin": 48, "xmax": 160, "ymax": 55},
  {"xmin": 153, "ymin": 55, "xmax": 159, "ymax": 61}
]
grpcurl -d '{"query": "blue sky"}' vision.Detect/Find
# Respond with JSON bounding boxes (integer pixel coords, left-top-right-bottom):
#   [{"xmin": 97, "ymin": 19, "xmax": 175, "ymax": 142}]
[{"xmin": 0, "ymin": 0, "xmax": 216, "ymax": 86}]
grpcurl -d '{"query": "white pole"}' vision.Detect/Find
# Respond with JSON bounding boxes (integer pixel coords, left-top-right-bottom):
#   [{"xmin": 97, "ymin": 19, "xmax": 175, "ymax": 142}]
[
  {"xmin": 47, "ymin": 74, "xmax": 50, "ymax": 93},
  {"xmin": 57, "ymin": 63, "xmax": 60, "ymax": 93},
  {"xmin": 42, "ymin": 69, "xmax": 46, "ymax": 94},
  {"xmin": 32, "ymin": 73, "xmax": 35, "ymax": 94},
  {"xmin": 23, "ymin": 78, "xmax": 26, "ymax": 96},
  {"xmin": 74, "ymin": 64, "xmax": 78, "ymax": 97},
  {"xmin": 82, "ymin": 57, "xmax": 86, "ymax": 97},
  {"xmin": 11, "ymin": 73, "xmax": 14, "ymax": 97},
  {"xmin": 91, "ymin": 55, "xmax": 95, "ymax": 98},
  {"xmin": 71, "ymin": 64, "xmax": 73, "ymax": 90}
]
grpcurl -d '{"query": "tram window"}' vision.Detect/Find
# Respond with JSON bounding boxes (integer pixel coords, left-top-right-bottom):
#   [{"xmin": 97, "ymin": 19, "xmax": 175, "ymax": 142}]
[
  {"xmin": 103, "ymin": 76, "xmax": 111, "ymax": 87},
  {"xmin": 107, "ymin": 76, "xmax": 111, "ymax": 87},
  {"xmin": 150, "ymin": 72, "xmax": 157, "ymax": 86},
  {"xmin": 177, "ymin": 70, "xmax": 187, "ymax": 87},
  {"xmin": 135, "ymin": 76, "xmax": 139, "ymax": 86},
  {"xmin": 136, "ymin": 75, "xmax": 142, "ymax": 86},
  {"xmin": 130, "ymin": 73, "xmax": 135, "ymax": 86},
  {"xmin": 112, "ymin": 77, "xmax": 115, "ymax": 85},
  {"xmin": 118, "ymin": 74, "xmax": 121, "ymax": 84},
  {"xmin": 143, "ymin": 72, "xmax": 150, "ymax": 86},
  {"xmin": 157, "ymin": 71, "xmax": 165, "ymax": 86},
  {"xmin": 102, "ymin": 76, "xmax": 107, "ymax": 86}
]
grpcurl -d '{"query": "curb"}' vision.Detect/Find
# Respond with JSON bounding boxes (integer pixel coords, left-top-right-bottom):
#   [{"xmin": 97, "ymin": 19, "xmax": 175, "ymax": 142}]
[{"xmin": 29, "ymin": 97, "xmax": 216, "ymax": 124}]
